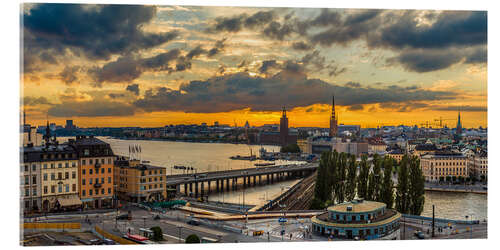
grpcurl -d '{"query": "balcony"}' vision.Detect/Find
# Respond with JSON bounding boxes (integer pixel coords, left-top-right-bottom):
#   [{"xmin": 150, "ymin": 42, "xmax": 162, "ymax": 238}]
[
  {"xmin": 94, "ymin": 183, "xmax": 102, "ymax": 188},
  {"xmin": 95, "ymin": 162, "xmax": 101, "ymax": 169}
]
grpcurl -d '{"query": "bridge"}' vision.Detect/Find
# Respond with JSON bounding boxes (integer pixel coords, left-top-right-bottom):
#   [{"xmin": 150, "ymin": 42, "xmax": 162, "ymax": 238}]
[{"xmin": 166, "ymin": 163, "xmax": 318, "ymax": 198}]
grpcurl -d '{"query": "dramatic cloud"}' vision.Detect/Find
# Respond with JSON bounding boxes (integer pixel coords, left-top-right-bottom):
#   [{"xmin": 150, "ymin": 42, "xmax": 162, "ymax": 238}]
[
  {"xmin": 23, "ymin": 96, "xmax": 53, "ymax": 106},
  {"xmin": 209, "ymin": 10, "xmax": 276, "ymax": 33},
  {"xmin": 291, "ymin": 41, "xmax": 313, "ymax": 51},
  {"xmin": 134, "ymin": 72, "xmax": 457, "ymax": 113},
  {"xmin": 90, "ymin": 49, "xmax": 181, "ymax": 86},
  {"xmin": 23, "ymin": 4, "xmax": 179, "ymax": 61},
  {"xmin": 58, "ymin": 66, "xmax": 80, "ymax": 84},
  {"xmin": 259, "ymin": 60, "xmax": 279, "ymax": 73},
  {"xmin": 48, "ymin": 100, "xmax": 135, "ymax": 117},
  {"xmin": 126, "ymin": 84, "xmax": 140, "ymax": 96},
  {"xmin": 433, "ymin": 105, "xmax": 487, "ymax": 112}
]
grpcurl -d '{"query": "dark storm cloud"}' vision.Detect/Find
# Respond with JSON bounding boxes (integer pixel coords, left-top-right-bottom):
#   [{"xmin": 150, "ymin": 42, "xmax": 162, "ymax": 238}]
[
  {"xmin": 23, "ymin": 96, "xmax": 53, "ymax": 106},
  {"xmin": 23, "ymin": 4, "xmax": 179, "ymax": 62},
  {"xmin": 379, "ymin": 102, "xmax": 429, "ymax": 112},
  {"xmin": 133, "ymin": 72, "xmax": 456, "ymax": 113},
  {"xmin": 347, "ymin": 104, "xmax": 364, "ymax": 111},
  {"xmin": 58, "ymin": 66, "xmax": 80, "ymax": 84},
  {"xmin": 300, "ymin": 50, "xmax": 326, "ymax": 70},
  {"xmin": 209, "ymin": 10, "xmax": 276, "ymax": 33},
  {"xmin": 108, "ymin": 93, "xmax": 125, "ymax": 99},
  {"xmin": 345, "ymin": 81, "xmax": 361, "ymax": 88},
  {"xmin": 328, "ymin": 65, "xmax": 347, "ymax": 77},
  {"xmin": 464, "ymin": 47, "xmax": 487, "ymax": 64},
  {"xmin": 259, "ymin": 60, "xmax": 279, "ymax": 73},
  {"xmin": 433, "ymin": 105, "xmax": 487, "ymax": 112},
  {"xmin": 291, "ymin": 41, "xmax": 313, "ymax": 51},
  {"xmin": 309, "ymin": 9, "xmax": 342, "ymax": 26},
  {"xmin": 207, "ymin": 38, "xmax": 226, "ymax": 57},
  {"xmin": 186, "ymin": 45, "xmax": 207, "ymax": 59},
  {"xmin": 368, "ymin": 11, "xmax": 487, "ymax": 50},
  {"xmin": 262, "ymin": 21, "xmax": 294, "ymax": 40},
  {"xmin": 90, "ymin": 49, "xmax": 181, "ymax": 86},
  {"xmin": 126, "ymin": 84, "xmax": 140, "ymax": 96},
  {"xmin": 48, "ymin": 100, "xmax": 135, "ymax": 117}
]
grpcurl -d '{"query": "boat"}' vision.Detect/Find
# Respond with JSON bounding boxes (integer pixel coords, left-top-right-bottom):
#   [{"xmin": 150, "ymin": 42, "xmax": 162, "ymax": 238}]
[{"xmin": 254, "ymin": 162, "xmax": 275, "ymax": 167}]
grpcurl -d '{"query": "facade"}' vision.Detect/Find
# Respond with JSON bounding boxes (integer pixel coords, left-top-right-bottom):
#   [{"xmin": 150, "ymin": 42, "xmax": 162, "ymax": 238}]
[
  {"xmin": 114, "ymin": 157, "xmax": 167, "ymax": 203},
  {"xmin": 329, "ymin": 96, "xmax": 338, "ymax": 137},
  {"xmin": 303, "ymin": 137, "xmax": 368, "ymax": 156},
  {"xmin": 387, "ymin": 150, "xmax": 404, "ymax": 163},
  {"xmin": 312, "ymin": 199, "xmax": 401, "ymax": 240},
  {"xmin": 469, "ymin": 151, "xmax": 487, "ymax": 180},
  {"xmin": 280, "ymin": 107, "xmax": 289, "ymax": 146},
  {"xmin": 368, "ymin": 142, "xmax": 387, "ymax": 154},
  {"xmin": 21, "ymin": 125, "xmax": 43, "ymax": 147},
  {"xmin": 68, "ymin": 136, "xmax": 116, "ymax": 209},
  {"xmin": 413, "ymin": 143, "xmax": 438, "ymax": 156},
  {"xmin": 420, "ymin": 151, "xmax": 468, "ymax": 182}
]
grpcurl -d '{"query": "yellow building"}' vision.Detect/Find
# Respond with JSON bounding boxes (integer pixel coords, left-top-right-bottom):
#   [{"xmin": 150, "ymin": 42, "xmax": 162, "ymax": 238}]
[
  {"xmin": 420, "ymin": 151, "xmax": 468, "ymax": 182},
  {"xmin": 114, "ymin": 157, "xmax": 167, "ymax": 203},
  {"xmin": 469, "ymin": 151, "xmax": 487, "ymax": 180}
]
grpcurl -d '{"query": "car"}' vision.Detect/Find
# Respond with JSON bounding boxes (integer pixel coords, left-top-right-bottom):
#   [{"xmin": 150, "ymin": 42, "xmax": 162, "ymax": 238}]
[
  {"xmin": 187, "ymin": 219, "xmax": 200, "ymax": 226},
  {"xmin": 116, "ymin": 214, "xmax": 130, "ymax": 220},
  {"xmin": 103, "ymin": 239, "xmax": 116, "ymax": 245},
  {"xmin": 414, "ymin": 231, "xmax": 425, "ymax": 239}
]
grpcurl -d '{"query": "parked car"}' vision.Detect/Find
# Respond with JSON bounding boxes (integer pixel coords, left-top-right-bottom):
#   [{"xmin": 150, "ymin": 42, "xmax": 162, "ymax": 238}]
[
  {"xmin": 414, "ymin": 231, "xmax": 425, "ymax": 239},
  {"xmin": 187, "ymin": 219, "xmax": 200, "ymax": 226},
  {"xmin": 116, "ymin": 214, "xmax": 130, "ymax": 220}
]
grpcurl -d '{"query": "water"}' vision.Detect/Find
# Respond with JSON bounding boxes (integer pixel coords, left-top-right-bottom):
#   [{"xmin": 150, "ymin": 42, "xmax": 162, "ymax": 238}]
[{"xmin": 57, "ymin": 137, "xmax": 488, "ymax": 219}]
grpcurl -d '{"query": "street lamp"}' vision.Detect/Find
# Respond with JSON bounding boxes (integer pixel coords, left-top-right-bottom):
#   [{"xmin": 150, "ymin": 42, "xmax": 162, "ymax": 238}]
[
  {"xmin": 465, "ymin": 214, "xmax": 473, "ymax": 238},
  {"xmin": 177, "ymin": 225, "xmax": 182, "ymax": 243}
]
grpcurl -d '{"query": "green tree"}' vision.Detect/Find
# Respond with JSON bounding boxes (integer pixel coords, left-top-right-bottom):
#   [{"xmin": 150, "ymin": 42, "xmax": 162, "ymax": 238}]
[
  {"xmin": 312, "ymin": 151, "xmax": 331, "ymax": 206},
  {"xmin": 408, "ymin": 156, "xmax": 425, "ymax": 215},
  {"xmin": 395, "ymin": 155, "xmax": 410, "ymax": 214},
  {"xmin": 185, "ymin": 234, "xmax": 200, "ymax": 243},
  {"xmin": 149, "ymin": 226, "xmax": 163, "ymax": 241},
  {"xmin": 328, "ymin": 151, "xmax": 339, "ymax": 203},
  {"xmin": 381, "ymin": 156, "xmax": 394, "ymax": 209},
  {"xmin": 367, "ymin": 154, "xmax": 382, "ymax": 201},
  {"xmin": 357, "ymin": 155, "xmax": 369, "ymax": 199},
  {"xmin": 345, "ymin": 154, "xmax": 357, "ymax": 201},
  {"xmin": 336, "ymin": 152, "xmax": 347, "ymax": 203},
  {"xmin": 280, "ymin": 144, "xmax": 301, "ymax": 153}
]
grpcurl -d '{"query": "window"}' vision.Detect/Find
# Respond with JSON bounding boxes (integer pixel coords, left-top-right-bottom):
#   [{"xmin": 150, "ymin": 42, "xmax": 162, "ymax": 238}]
[
  {"xmin": 32, "ymin": 175, "xmax": 36, "ymax": 184},
  {"xmin": 32, "ymin": 164, "xmax": 36, "ymax": 171},
  {"xmin": 65, "ymin": 184, "xmax": 69, "ymax": 192},
  {"xmin": 82, "ymin": 159, "xmax": 86, "ymax": 165},
  {"xmin": 82, "ymin": 190, "xmax": 86, "ymax": 196},
  {"xmin": 51, "ymin": 173, "xmax": 55, "ymax": 180},
  {"xmin": 43, "ymin": 173, "xmax": 47, "ymax": 181},
  {"xmin": 101, "ymin": 189, "xmax": 105, "ymax": 194},
  {"xmin": 72, "ymin": 171, "xmax": 76, "ymax": 179},
  {"xmin": 58, "ymin": 184, "xmax": 62, "ymax": 193},
  {"xmin": 58, "ymin": 172, "xmax": 62, "ymax": 180},
  {"xmin": 82, "ymin": 169, "xmax": 86, "ymax": 175},
  {"xmin": 25, "ymin": 201, "xmax": 30, "ymax": 209},
  {"xmin": 25, "ymin": 189, "xmax": 29, "ymax": 196},
  {"xmin": 72, "ymin": 162, "xmax": 76, "ymax": 167},
  {"xmin": 43, "ymin": 164, "xmax": 47, "ymax": 169},
  {"xmin": 24, "ymin": 176, "xmax": 29, "ymax": 185},
  {"xmin": 58, "ymin": 163, "xmax": 62, "ymax": 168},
  {"xmin": 159, "ymin": 183, "xmax": 162, "ymax": 188},
  {"xmin": 44, "ymin": 186, "xmax": 48, "ymax": 194},
  {"xmin": 108, "ymin": 168, "xmax": 111, "ymax": 173},
  {"xmin": 51, "ymin": 163, "xmax": 55, "ymax": 169},
  {"xmin": 101, "ymin": 159, "xmax": 105, "ymax": 164},
  {"xmin": 82, "ymin": 179, "xmax": 86, "ymax": 185},
  {"xmin": 108, "ymin": 177, "xmax": 111, "ymax": 183},
  {"xmin": 90, "ymin": 159, "xmax": 93, "ymax": 164},
  {"xmin": 89, "ymin": 169, "xmax": 93, "ymax": 175},
  {"xmin": 65, "ymin": 172, "xmax": 69, "ymax": 179},
  {"xmin": 160, "ymin": 177, "xmax": 162, "ymax": 181},
  {"xmin": 72, "ymin": 184, "xmax": 76, "ymax": 192},
  {"xmin": 108, "ymin": 188, "xmax": 111, "ymax": 194},
  {"xmin": 351, "ymin": 216, "xmax": 356, "ymax": 221},
  {"xmin": 89, "ymin": 178, "xmax": 93, "ymax": 184},
  {"xmin": 108, "ymin": 158, "xmax": 111, "ymax": 164},
  {"xmin": 65, "ymin": 163, "xmax": 69, "ymax": 168},
  {"xmin": 96, "ymin": 178, "xmax": 99, "ymax": 184},
  {"xmin": 101, "ymin": 168, "xmax": 104, "ymax": 174},
  {"xmin": 89, "ymin": 189, "xmax": 92, "ymax": 196},
  {"xmin": 51, "ymin": 185, "xmax": 55, "ymax": 193},
  {"xmin": 24, "ymin": 165, "xmax": 28, "ymax": 172},
  {"xmin": 84, "ymin": 149, "xmax": 89, "ymax": 156}
]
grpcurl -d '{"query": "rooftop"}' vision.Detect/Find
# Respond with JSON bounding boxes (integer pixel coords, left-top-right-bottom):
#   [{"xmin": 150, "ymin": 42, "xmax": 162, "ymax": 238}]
[{"xmin": 327, "ymin": 200, "xmax": 386, "ymax": 214}]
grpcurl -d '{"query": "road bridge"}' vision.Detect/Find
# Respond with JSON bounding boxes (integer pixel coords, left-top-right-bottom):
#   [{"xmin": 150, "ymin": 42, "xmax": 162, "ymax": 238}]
[{"xmin": 166, "ymin": 163, "xmax": 318, "ymax": 198}]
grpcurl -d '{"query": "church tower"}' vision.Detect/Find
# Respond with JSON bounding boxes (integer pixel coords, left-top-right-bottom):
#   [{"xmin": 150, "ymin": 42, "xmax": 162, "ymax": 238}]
[
  {"xmin": 280, "ymin": 106, "xmax": 289, "ymax": 146},
  {"xmin": 329, "ymin": 95, "xmax": 338, "ymax": 137},
  {"xmin": 456, "ymin": 111, "xmax": 463, "ymax": 135}
]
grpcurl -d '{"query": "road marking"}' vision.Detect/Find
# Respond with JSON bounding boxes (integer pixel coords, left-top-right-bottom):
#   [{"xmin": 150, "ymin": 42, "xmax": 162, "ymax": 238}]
[{"xmin": 163, "ymin": 234, "xmax": 185, "ymax": 242}]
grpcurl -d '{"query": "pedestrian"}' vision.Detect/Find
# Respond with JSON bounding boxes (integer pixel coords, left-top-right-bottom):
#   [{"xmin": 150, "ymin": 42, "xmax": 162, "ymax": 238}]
[{"xmin": 290, "ymin": 233, "xmax": 293, "ymax": 240}]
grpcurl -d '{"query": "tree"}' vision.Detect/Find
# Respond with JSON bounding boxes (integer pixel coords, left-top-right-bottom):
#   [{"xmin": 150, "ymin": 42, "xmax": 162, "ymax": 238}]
[
  {"xmin": 445, "ymin": 176, "xmax": 452, "ymax": 183},
  {"xmin": 452, "ymin": 176, "xmax": 457, "ymax": 183},
  {"xmin": 185, "ymin": 234, "xmax": 200, "ymax": 243},
  {"xmin": 458, "ymin": 176, "xmax": 464, "ymax": 183},
  {"xmin": 280, "ymin": 144, "xmax": 301, "ymax": 153},
  {"xmin": 328, "ymin": 151, "xmax": 339, "ymax": 203},
  {"xmin": 312, "ymin": 151, "xmax": 332, "ymax": 207},
  {"xmin": 357, "ymin": 155, "xmax": 369, "ymax": 199},
  {"xmin": 336, "ymin": 152, "xmax": 347, "ymax": 203},
  {"xmin": 439, "ymin": 176, "xmax": 444, "ymax": 183},
  {"xmin": 345, "ymin": 154, "xmax": 357, "ymax": 201},
  {"xmin": 408, "ymin": 156, "xmax": 425, "ymax": 215},
  {"xmin": 367, "ymin": 154, "xmax": 382, "ymax": 201},
  {"xmin": 380, "ymin": 156, "xmax": 394, "ymax": 209},
  {"xmin": 395, "ymin": 155, "xmax": 410, "ymax": 214},
  {"xmin": 150, "ymin": 226, "xmax": 163, "ymax": 241}
]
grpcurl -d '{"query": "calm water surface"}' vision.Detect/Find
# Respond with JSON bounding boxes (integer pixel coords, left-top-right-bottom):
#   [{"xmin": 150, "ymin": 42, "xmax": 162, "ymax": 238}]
[{"xmin": 58, "ymin": 137, "xmax": 487, "ymax": 219}]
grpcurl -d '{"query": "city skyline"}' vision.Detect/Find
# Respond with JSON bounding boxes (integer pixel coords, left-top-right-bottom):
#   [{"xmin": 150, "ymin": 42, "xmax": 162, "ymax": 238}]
[{"xmin": 21, "ymin": 4, "xmax": 487, "ymax": 128}]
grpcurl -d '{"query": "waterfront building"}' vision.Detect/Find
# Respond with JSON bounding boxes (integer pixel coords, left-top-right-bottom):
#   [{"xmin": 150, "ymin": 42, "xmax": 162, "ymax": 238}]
[
  {"xmin": 114, "ymin": 157, "xmax": 167, "ymax": 202},
  {"xmin": 68, "ymin": 135, "xmax": 115, "ymax": 209},
  {"xmin": 312, "ymin": 199, "xmax": 401, "ymax": 240},
  {"xmin": 329, "ymin": 95, "xmax": 338, "ymax": 137},
  {"xmin": 469, "ymin": 151, "xmax": 487, "ymax": 180},
  {"xmin": 21, "ymin": 124, "xmax": 81, "ymax": 213},
  {"xmin": 302, "ymin": 136, "xmax": 368, "ymax": 156},
  {"xmin": 420, "ymin": 151, "xmax": 468, "ymax": 182},
  {"xmin": 258, "ymin": 107, "xmax": 298, "ymax": 146}
]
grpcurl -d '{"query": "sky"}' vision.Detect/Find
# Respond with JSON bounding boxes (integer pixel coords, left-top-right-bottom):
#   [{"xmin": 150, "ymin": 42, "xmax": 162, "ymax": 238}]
[{"xmin": 20, "ymin": 3, "xmax": 487, "ymax": 128}]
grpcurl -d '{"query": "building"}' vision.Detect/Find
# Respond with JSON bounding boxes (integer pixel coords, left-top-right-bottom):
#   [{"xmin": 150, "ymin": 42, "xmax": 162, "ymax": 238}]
[
  {"xmin": 312, "ymin": 199, "xmax": 401, "ymax": 240},
  {"xmin": 21, "ymin": 125, "xmax": 43, "ymax": 147},
  {"xmin": 68, "ymin": 135, "xmax": 116, "ymax": 209},
  {"xmin": 65, "ymin": 120, "xmax": 75, "ymax": 130},
  {"xmin": 329, "ymin": 95, "xmax": 338, "ymax": 137},
  {"xmin": 114, "ymin": 157, "xmax": 167, "ymax": 203},
  {"xmin": 368, "ymin": 141, "xmax": 387, "ymax": 154},
  {"xmin": 302, "ymin": 136, "xmax": 368, "ymax": 156},
  {"xmin": 413, "ymin": 143, "xmax": 438, "ymax": 156},
  {"xmin": 420, "ymin": 151, "xmax": 468, "ymax": 182},
  {"xmin": 387, "ymin": 149, "xmax": 404, "ymax": 163},
  {"xmin": 469, "ymin": 151, "xmax": 487, "ymax": 181},
  {"xmin": 258, "ymin": 107, "xmax": 297, "ymax": 146},
  {"xmin": 280, "ymin": 107, "xmax": 289, "ymax": 146},
  {"xmin": 338, "ymin": 125, "xmax": 361, "ymax": 136},
  {"xmin": 21, "ymin": 128, "xmax": 80, "ymax": 213},
  {"xmin": 456, "ymin": 111, "xmax": 463, "ymax": 135}
]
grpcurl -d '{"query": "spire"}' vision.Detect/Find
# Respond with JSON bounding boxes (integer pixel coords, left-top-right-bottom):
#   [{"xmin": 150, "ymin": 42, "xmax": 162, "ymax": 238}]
[
  {"xmin": 331, "ymin": 95, "xmax": 336, "ymax": 119},
  {"xmin": 282, "ymin": 106, "xmax": 286, "ymax": 117}
]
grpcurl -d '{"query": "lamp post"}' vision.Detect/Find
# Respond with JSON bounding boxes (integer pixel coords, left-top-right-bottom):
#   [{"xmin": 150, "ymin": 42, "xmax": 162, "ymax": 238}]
[
  {"xmin": 177, "ymin": 225, "xmax": 182, "ymax": 243},
  {"xmin": 465, "ymin": 214, "xmax": 473, "ymax": 238}
]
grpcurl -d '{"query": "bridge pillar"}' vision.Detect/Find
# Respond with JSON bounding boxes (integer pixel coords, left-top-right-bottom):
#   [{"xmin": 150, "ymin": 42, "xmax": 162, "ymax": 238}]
[
  {"xmin": 184, "ymin": 183, "xmax": 188, "ymax": 196},
  {"xmin": 216, "ymin": 179, "xmax": 220, "ymax": 192},
  {"xmin": 189, "ymin": 182, "xmax": 193, "ymax": 197},
  {"xmin": 207, "ymin": 181, "xmax": 211, "ymax": 194},
  {"xmin": 176, "ymin": 185, "xmax": 180, "ymax": 194},
  {"xmin": 259, "ymin": 175, "xmax": 262, "ymax": 185},
  {"xmin": 226, "ymin": 178, "xmax": 230, "ymax": 192},
  {"xmin": 233, "ymin": 178, "xmax": 237, "ymax": 190},
  {"xmin": 253, "ymin": 175, "xmax": 256, "ymax": 186},
  {"xmin": 201, "ymin": 182, "xmax": 205, "ymax": 198},
  {"xmin": 194, "ymin": 182, "xmax": 199, "ymax": 198}
]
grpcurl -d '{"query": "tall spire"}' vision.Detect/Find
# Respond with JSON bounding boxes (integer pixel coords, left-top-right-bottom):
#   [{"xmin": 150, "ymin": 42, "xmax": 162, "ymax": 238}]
[
  {"xmin": 329, "ymin": 94, "xmax": 338, "ymax": 137},
  {"xmin": 282, "ymin": 106, "xmax": 287, "ymax": 117}
]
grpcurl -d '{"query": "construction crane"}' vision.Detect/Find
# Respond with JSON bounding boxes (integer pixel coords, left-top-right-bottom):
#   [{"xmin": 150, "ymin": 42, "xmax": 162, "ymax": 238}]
[{"xmin": 434, "ymin": 117, "xmax": 455, "ymax": 128}]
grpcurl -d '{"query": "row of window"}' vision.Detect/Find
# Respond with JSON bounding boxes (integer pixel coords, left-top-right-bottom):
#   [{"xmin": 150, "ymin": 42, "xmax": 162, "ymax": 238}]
[
  {"xmin": 82, "ymin": 167, "xmax": 112, "ymax": 175},
  {"xmin": 82, "ymin": 158, "xmax": 112, "ymax": 166},
  {"xmin": 41, "ymin": 184, "xmax": 77, "ymax": 195},
  {"xmin": 140, "ymin": 176, "xmax": 163, "ymax": 183},
  {"xmin": 140, "ymin": 183, "xmax": 163, "ymax": 190},
  {"xmin": 331, "ymin": 210, "xmax": 383, "ymax": 222},
  {"xmin": 23, "ymin": 161, "xmax": 77, "ymax": 172},
  {"xmin": 41, "ymin": 153, "xmax": 77, "ymax": 160},
  {"xmin": 82, "ymin": 177, "xmax": 112, "ymax": 185},
  {"xmin": 81, "ymin": 188, "xmax": 112, "ymax": 196}
]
